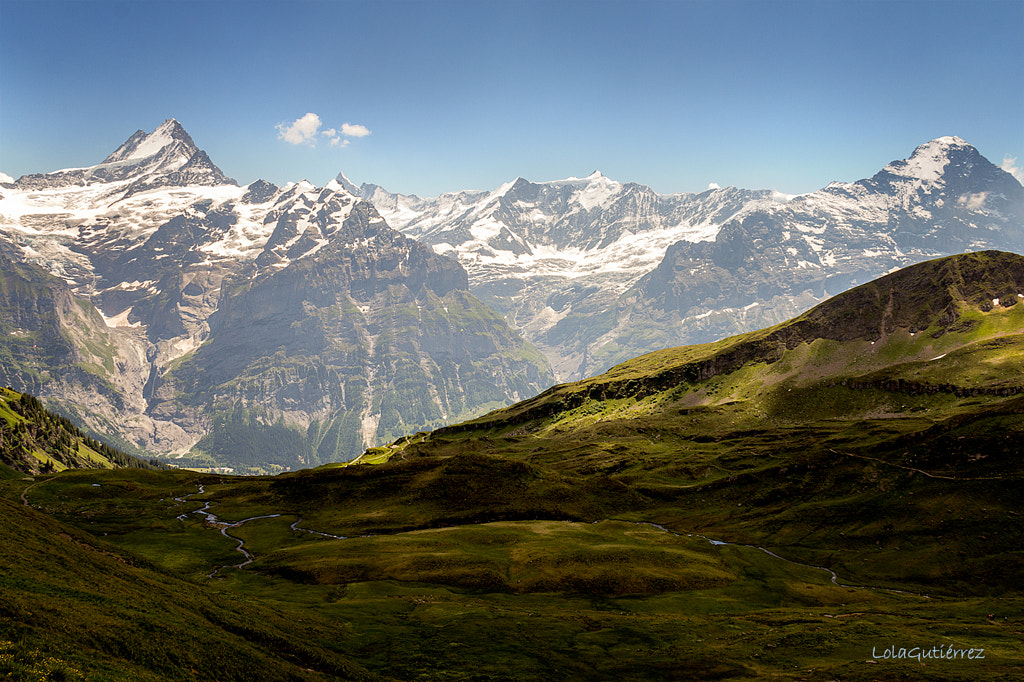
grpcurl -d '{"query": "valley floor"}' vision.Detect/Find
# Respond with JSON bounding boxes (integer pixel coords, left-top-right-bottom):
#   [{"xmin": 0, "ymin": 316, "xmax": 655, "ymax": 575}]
[{"xmin": 1, "ymin": 466, "xmax": 1021, "ymax": 681}]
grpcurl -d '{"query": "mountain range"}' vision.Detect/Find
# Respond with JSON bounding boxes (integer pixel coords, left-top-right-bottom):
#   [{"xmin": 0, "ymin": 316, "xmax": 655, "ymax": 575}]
[
  {"xmin": 361, "ymin": 137, "xmax": 1024, "ymax": 379},
  {"xmin": 1, "ymin": 121, "xmax": 1021, "ymax": 470},
  {"xmin": 0, "ymin": 120, "xmax": 551, "ymax": 471}
]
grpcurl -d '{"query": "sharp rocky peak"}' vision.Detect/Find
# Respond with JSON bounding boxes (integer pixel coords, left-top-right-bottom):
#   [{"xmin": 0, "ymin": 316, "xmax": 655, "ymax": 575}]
[
  {"xmin": 878, "ymin": 136, "xmax": 985, "ymax": 185},
  {"xmin": 333, "ymin": 171, "xmax": 361, "ymax": 195},
  {"xmin": 103, "ymin": 118, "xmax": 197, "ymax": 165}
]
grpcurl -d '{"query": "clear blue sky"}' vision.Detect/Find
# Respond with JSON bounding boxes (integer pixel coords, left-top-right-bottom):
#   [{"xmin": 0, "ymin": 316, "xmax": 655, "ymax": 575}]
[{"xmin": 2, "ymin": 0, "xmax": 1022, "ymax": 196}]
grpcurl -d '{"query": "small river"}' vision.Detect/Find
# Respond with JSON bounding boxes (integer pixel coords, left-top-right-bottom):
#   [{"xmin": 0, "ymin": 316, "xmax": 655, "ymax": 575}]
[{"xmin": 175, "ymin": 486, "xmax": 929, "ymax": 596}]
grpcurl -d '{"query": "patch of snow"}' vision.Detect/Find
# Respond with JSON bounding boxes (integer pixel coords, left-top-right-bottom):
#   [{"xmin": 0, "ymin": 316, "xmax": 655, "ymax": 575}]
[
  {"xmin": 575, "ymin": 173, "xmax": 622, "ymax": 211},
  {"xmin": 98, "ymin": 307, "xmax": 140, "ymax": 328},
  {"xmin": 958, "ymin": 192, "xmax": 988, "ymax": 210}
]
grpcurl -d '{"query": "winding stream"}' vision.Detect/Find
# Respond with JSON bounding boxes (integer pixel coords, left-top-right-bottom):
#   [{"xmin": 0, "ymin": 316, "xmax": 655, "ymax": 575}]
[
  {"xmin": 624, "ymin": 521, "xmax": 929, "ymax": 597},
  {"xmin": 174, "ymin": 486, "xmax": 930, "ymax": 596},
  {"xmin": 175, "ymin": 486, "xmax": 370, "ymax": 578}
]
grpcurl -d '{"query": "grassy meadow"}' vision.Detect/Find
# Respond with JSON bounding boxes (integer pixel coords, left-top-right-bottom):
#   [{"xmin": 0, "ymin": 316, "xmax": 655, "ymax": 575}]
[{"xmin": 1, "ymin": 252, "xmax": 1022, "ymax": 679}]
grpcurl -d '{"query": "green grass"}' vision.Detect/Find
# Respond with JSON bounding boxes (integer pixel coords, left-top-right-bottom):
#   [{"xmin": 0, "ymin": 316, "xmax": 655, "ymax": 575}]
[
  {"xmin": 1, "ymin": 252, "xmax": 1022, "ymax": 679},
  {"xmin": 3, "ymin": 447, "xmax": 1023, "ymax": 680}
]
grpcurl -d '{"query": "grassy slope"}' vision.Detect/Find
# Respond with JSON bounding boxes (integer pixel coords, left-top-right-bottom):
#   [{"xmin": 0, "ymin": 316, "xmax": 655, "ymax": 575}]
[
  {"xmin": 0, "ymin": 388, "xmax": 163, "ymax": 475},
  {"xmin": 1, "ymin": 252, "xmax": 1022, "ymax": 680},
  {"xmin": 4, "ymin": 468, "xmax": 1022, "ymax": 681},
  {"xmin": 0, "ymin": 470, "xmax": 370, "ymax": 681}
]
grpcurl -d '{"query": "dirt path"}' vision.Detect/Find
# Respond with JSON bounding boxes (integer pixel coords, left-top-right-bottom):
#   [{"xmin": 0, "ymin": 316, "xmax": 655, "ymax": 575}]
[
  {"xmin": 20, "ymin": 476, "xmax": 51, "ymax": 507},
  {"xmin": 828, "ymin": 448, "xmax": 1005, "ymax": 481}
]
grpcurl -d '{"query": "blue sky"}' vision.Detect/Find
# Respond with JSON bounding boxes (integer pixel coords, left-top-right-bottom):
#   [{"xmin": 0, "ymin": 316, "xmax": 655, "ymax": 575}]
[{"xmin": 2, "ymin": 0, "xmax": 1022, "ymax": 196}]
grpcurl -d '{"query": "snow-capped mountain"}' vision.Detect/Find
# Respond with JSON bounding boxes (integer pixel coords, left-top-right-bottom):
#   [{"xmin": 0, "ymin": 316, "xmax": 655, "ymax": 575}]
[
  {"xmin": 606, "ymin": 137, "xmax": 1024, "ymax": 374},
  {"xmin": 0, "ymin": 121, "xmax": 552, "ymax": 469},
  {"xmin": 358, "ymin": 137, "xmax": 1024, "ymax": 379},
  {"xmin": 354, "ymin": 172, "xmax": 782, "ymax": 378}
]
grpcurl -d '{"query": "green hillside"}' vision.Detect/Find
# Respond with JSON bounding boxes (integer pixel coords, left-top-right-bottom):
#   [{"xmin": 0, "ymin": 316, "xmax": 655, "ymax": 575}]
[
  {"xmin": 0, "ymin": 474, "xmax": 369, "ymax": 681},
  {"xmin": 1, "ymin": 251, "xmax": 1022, "ymax": 680},
  {"xmin": 368, "ymin": 251, "xmax": 1024, "ymax": 593},
  {"xmin": 0, "ymin": 388, "xmax": 164, "ymax": 475}
]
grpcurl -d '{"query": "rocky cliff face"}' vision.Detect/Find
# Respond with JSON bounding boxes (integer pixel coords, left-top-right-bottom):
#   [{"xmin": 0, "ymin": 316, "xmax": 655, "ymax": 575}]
[{"xmin": 0, "ymin": 121, "xmax": 553, "ymax": 470}]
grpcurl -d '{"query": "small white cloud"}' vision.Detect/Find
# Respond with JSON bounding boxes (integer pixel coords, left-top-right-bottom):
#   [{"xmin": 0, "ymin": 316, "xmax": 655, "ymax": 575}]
[
  {"xmin": 277, "ymin": 112, "xmax": 323, "ymax": 146},
  {"xmin": 957, "ymin": 191, "xmax": 989, "ymax": 210},
  {"xmin": 707, "ymin": 182, "xmax": 721, "ymax": 190},
  {"xmin": 277, "ymin": 115, "xmax": 371, "ymax": 148},
  {"xmin": 341, "ymin": 123, "xmax": 371, "ymax": 138},
  {"xmin": 0, "ymin": 171, "xmax": 13, "ymax": 184},
  {"xmin": 1001, "ymin": 156, "xmax": 1024, "ymax": 184}
]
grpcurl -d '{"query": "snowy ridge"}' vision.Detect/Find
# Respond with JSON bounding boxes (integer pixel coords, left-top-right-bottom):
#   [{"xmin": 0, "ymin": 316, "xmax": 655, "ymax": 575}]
[
  {"xmin": 0, "ymin": 120, "xmax": 527, "ymax": 462},
  {"xmin": 356, "ymin": 171, "xmax": 778, "ymax": 378},
  {"xmin": 354, "ymin": 136, "xmax": 1024, "ymax": 380},
  {"xmin": 362, "ymin": 171, "xmax": 774, "ymax": 277}
]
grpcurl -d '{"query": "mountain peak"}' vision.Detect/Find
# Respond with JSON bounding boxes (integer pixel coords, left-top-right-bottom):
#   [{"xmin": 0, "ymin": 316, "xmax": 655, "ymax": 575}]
[
  {"xmin": 333, "ymin": 171, "xmax": 360, "ymax": 195},
  {"xmin": 927, "ymin": 135, "xmax": 968, "ymax": 146},
  {"xmin": 880, "ymin": 135, "xmax": 981, "ymax": 184},
  {"xmin": 909, "ymin": 135, "xmax": 972, "ymax": 160},
  {"xmin": 102, "ymin": 118, "xmax": 197, "ymax": 165}
]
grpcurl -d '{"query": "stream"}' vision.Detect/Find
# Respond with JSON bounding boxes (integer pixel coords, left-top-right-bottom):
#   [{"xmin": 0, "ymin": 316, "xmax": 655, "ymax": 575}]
[
  {"xmin": 623, "ymin": 521, "xmax": 928, "ymax": 597},
  {"xmin": 174, "ymin": 487, "xmax": 929, "ymax": 596},
  {"xmin": 175, "ymin": 486, "xmax": 368, "ymax": 578}
]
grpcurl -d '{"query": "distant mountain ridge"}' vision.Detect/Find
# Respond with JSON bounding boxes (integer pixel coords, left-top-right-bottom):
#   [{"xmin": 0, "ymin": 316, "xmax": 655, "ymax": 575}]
[
  {"xmin": 0, "ymin": 120, "xmax": 553, "ymax": 470},
  {"xmin": 359, "ymin": 137, "xmax": 1024, "ymax": 380}
]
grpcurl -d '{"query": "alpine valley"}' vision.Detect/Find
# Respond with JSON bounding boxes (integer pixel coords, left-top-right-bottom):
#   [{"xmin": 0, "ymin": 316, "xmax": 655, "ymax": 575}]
[
  {"xmin": 2, "ymin": 122, "xmax": 1021, "ymax": 472},
  {"xmin": 1, "ymin": 251, "xmax": 1022, "ymax": 680}
]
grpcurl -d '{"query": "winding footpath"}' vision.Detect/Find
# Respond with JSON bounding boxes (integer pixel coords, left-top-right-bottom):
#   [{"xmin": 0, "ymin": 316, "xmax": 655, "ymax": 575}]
[{"xmin": 20, "ymin": 476, "xmax": 51, "ymax": 507}]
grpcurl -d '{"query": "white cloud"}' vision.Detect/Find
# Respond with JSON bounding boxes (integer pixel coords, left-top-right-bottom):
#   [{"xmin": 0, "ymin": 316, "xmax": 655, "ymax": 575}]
[
  {"xmin": 277, "ymin": 112, "xmax": 323, "ymax": 146},
  {"xmin": 276, "ymin": 115, "xmax": 371, "ymax": 148},
  {"xmin": 341, "ymin": 122, "xmax": 371, "ymax": 138},
  {"xmin": 707, "ymin": 182, "xmax": 720, "ymax": 190},
  {"xmin": 1001, "ymin": 156, "xmax": 1024, "ymax": 184},
  {"xmin": 957, "ymin": 191, "xmax": 989, "ymax": 210},
  {"xmin": 0, "ymin": 171, "xmax": 14, "ymax": 184}
]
